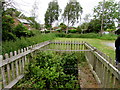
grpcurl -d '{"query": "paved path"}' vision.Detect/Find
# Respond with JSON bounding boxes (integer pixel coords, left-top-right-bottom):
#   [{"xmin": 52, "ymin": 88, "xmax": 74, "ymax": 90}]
[{"xmin": 104, "ymin": 42, "xmax": 115, "ymax": 49}]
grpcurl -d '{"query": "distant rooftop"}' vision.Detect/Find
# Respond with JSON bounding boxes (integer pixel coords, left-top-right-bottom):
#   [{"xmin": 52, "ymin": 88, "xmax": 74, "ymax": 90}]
[{"xmin": 18, "ymin": 19, "xmax": 30, "ymax": 24}]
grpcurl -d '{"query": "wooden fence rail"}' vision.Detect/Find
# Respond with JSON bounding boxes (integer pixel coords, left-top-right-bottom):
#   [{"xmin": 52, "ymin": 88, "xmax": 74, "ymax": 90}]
[
  {"xmin": 0, "ymin": 40, "xmax": 120, "ymax": 89},
  {"xmin": 84, "ymin": 42, "xmax": 120, "ymax": 88}
]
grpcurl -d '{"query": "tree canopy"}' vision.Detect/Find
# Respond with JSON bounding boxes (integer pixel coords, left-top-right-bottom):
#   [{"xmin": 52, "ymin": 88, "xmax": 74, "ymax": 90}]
[
  {"xmin": 44, "ymin": 0, "xmax": 61, "ymax": 29},
  {"xmin": 93, "ymin": 0, "xmax": 119, "ymax": 30},
  {"xmin": 62, "ymin": 0, "xmax": 83, "ymax": 33}
]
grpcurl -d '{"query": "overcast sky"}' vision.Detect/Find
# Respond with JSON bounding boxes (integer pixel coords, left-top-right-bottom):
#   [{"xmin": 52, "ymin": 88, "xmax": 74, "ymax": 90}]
[{"xmin": 11, "ymin": 0, "xmax": 119, "ymax": 26}]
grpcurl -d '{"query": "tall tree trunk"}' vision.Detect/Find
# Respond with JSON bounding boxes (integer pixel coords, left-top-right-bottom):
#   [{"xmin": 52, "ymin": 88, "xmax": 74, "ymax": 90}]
[{"xmin": 66, "ymin": 21, "xmax": 69, "ymax": 34}]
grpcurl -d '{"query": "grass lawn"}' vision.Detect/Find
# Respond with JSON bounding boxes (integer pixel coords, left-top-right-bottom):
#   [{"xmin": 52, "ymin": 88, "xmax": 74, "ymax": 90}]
[{"xmin": 55, "ymin": 38, "xmax": 115, "ymax": 60}]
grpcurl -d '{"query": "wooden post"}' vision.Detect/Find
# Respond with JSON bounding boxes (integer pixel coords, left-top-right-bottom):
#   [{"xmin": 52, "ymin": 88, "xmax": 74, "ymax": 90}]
[
  {"xmin": 21, "ymin": 49, "xmax": 25, "ymax": 73},
  {"xmin": 10, "ymin": 52, "xmax": 15, "ymax": 80},
  {"xmin": 26, "ymin": 47, "xmax": 29, "ymax": 63},
  {"xmin": 1, "ymin": 56, "xmax": 6, "ymax": 88},
  {"xmin": 24, "ymin": 48, "xmax": 27, "ymax": 64},
  {"xmin": 5, "ymin": 53, "xmax": 11, "ymax": 83},
  {"xmin": 18, "ymin": 50, "xmax": 22, "ymax": 74},
  {"xmin": 14, "ymin": 51, "xmax": 19, "ymax": 77},
  {"xmin": 0, "ymin": 55, "xmax": 3, "ymax": 89}
]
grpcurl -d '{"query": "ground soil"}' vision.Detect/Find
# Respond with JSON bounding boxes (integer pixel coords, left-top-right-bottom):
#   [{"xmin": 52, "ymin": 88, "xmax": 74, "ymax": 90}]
[{"xmin": 78, "ymin": 62, "xmax": 99, "ymax": 88}]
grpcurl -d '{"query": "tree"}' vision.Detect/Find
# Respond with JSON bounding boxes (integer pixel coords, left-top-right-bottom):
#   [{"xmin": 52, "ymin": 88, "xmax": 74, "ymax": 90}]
[
  {"xmin": 44, "ymin": 0, "xmax": 61, "ymax": 31},
  {"xmin": 93, "ymin": 0, "xmax": 119, "ymax": 31},
  {"xmin": 83, "ymin": 14, "xmax": 91, "ymax": 23},
  {"xmin": 59, "ymin": 23, "xmax": 67, "ymax": 31},
  {"xmin": 27, "ymin": 17, "xmax": 40, "ymax": 30},
  {"xmin": 3, "ymin": 8, "xmax": 21, "ymax": 17},
  {"xmin": 2, "ymin": 15, "xmax": 16, "ymax": 41},
  {"xmin": 87, "ymin": 19, "xmax": 101, "ymax": 33},
  {"xmin": 62, "ymin": 0, "xmax": 83, "ymax": 33},
  {"xmin": 29, "ymin": 0, "xmax": 40, "ymax": 30},
  {"xmin": 31, "ymin": 0, "xmax": 39, "ymax": 19},
  {"xmin": 80, "ymin": 14, "xmax": 91, "ymax": 33}
]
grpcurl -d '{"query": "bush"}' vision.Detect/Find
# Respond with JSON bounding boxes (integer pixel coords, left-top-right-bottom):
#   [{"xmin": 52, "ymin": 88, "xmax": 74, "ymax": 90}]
[
  {"xmin": 56, "ymin": 29, "xmax": 61, "ymax": 32},
  {"xmin": 45, "ymin": 30, "xmax": 50, "ymax": 33},
  {"xmin": 55, "ymin": 33, "xmax": 99, "ymax": 38},
  {"xmin": 55, "ymin": 33, "xmax": 118, "ymax": 40},
  {"xmin": 2, "ymin": 15, "xmax": 15, "ymax": 41},
  {"xmin": 68, "ymin": 29, "xmax": 77, "ymax": 33},
  {"xmin": 14, "ymin": 24, "xmax": 34, "ymax": 37},
  {"xmin": 2, "ymin": 33, "xmax": 56, "ymax": 55},
  {"xmin": 2, "ymin": 31, "xmax": 17, "ymax": 41},
  {"xmin": 98, "ymin": 34, "xmax": 117, "ymax": 40},
  {"xmin": 55, "ymin": 33, "xmax": 66, "ymax": 37}
]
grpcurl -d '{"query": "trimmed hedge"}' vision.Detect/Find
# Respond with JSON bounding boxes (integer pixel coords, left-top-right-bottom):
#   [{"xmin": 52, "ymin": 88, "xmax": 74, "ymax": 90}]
[
  {"xmin": 68, "ymin": 29, "xmax": 77, "ymax": 33},
  {"xmin": 55, "ymin": 33, "xmax": 118, "ymax": 40}
]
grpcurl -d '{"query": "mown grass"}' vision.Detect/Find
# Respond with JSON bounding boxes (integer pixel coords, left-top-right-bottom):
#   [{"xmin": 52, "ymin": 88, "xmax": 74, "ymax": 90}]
[
  {"xmin": 2, "ymin": 33, "xmax": 56, "ymax": 55},
  {"xmin": 55, "ymin": 38, "xmax": 115, "ymax": 60}
]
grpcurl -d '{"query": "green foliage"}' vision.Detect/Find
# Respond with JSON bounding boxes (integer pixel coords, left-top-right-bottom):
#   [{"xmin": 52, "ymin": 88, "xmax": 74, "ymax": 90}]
[
  {"xmin": 2, "ymin": 8, "xmax": 39, "ymax": 41},
  {"xmin": 106, "ymin": 29, "xmax": 115, "ymax": 32},
  {"xmin": 44, "ymin": 0, "xmax": 61, "ymax": 27},
  {"xmin": 14, "ymin": 23, "xmax": 34, "ymax": 37},
  {"xmin": 80, "ymin": 22, "xmax": 89, "ymax": 32},
  {"xmin": 63, "ymin": 0, "xmax": 83, "ymax": 26},
  {"xmin": 2, "ymin": 33, "xmax": 56, "ymax": 55},
  {"xmin": 68, "ymin": 29, "xmax": 77, "ymax": 33},
  {"xmin": 87, "ymin": 19, "xmax": 101, "ymax": 33},
  {"xmin": 55, "ymin": 33, "xmax": 118, "ymax": 40},
  {"xmin": 63, "ymin": 0, "xmax": 83, "ymax": 33},
  {"xmin": 59, "ymin": 23, "xmax": 67, "ymax": 31},
  {"xmin": 56, "ymin": 29, "xmax": 61, "ymax": 32},
  {"xmin": 3, "ymin": 8, "xmax": 21, "ymax": 17},
  {"xmin": 45, "ymin": 24, "xmax": 52, "ymax": 30},
  {"xmin": 55, "ymin": 33, "xmax": 99, "ymax": 38},
  {"xmin": 27, "ymin": 17, "xmax": 40, "ymax": 29},
  {"xmin": 45, "ymin": 30, "xmax": 50, "ymax": 33},
  {"xmin": 2, "ymin": 15, "xmax": 16, "ymax": 41},
  {"xmin": 93, "ymin": 0, "xmax": 119, "ymax": 30},
  {"xmin": 115, "ymin": 29, "xmax": 120, "ymax": 35},
  {"xmin": 15, "ymin": 52, "xmax": 80, "ymax": 89},
  {"xmin": 98, "ymin": 33, "xmax": 117, "ymax": 40},
  {"xmin": 76, "ymin": 26, "xmax": 82, "ymax": 33}
]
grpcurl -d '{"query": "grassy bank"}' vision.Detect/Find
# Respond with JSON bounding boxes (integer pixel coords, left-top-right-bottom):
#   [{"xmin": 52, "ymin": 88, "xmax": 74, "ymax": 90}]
[{"xmin": 2, "ymin": 33, "xmax": 56, "ymax": 55}]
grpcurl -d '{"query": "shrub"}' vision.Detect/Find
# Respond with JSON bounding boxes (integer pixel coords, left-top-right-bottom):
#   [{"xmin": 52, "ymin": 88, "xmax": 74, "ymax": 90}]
[
  {"xmin": 55, "ymin": 33, "xmax": 100, "ymax": 38},
  {"xmin": 55, "ymin": 33, "xmax": 66, "ymax": 37},
  {"xmin": 68, "ymin": 29, "xmax": 77, "ymax": 33},
  {"xmin": 14, "ymin": 24, "xmax": 34, "ymax": 37},
  {"xmin": 2, "ymin": 32, "xmax": 17, "ymax": 41},
  {"xmin": 99, "ymin": 34, "xmax": 117, "ymax": 40},
  {"xmin": 2, "ymin": 33, "xmax": 56, "ymax": 55},
  {"xmin": 45, "ymin": 30, "xmax": 50, "ymax": 33},
  {"xmin": 56, "ymin": 29, "xmax": 61, "ymax": 32},
  {"xmin": 2, "ymin": 15, "xmax": 15, "ymax": 41}
]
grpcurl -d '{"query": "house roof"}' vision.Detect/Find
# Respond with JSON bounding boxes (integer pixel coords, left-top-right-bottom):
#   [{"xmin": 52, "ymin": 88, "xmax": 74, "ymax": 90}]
[{"xmin": 18, "ymin": 19, "xmax": 30, "ymax": 24}]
